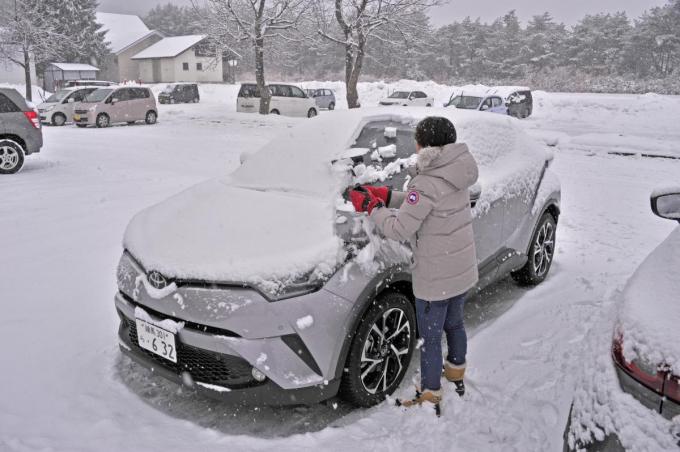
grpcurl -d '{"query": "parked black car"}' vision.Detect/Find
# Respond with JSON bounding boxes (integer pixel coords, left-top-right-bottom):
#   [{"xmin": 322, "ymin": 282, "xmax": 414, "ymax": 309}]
[
  {"xmin": 158, "ymin": 84, "xmax": 200, "ymax": 104},
  {"xmin": 0, "ymin": 88, "xmax": 43, "ymax": 174}
]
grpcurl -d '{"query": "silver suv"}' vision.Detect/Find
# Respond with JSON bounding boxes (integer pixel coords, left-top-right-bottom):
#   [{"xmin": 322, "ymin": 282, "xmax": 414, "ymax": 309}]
[
  {"xmin": 0, "ymin": 88, "xmax": 43, "ymax": 174},
  {"xmin": 73, "ymin": 87, "xmax": 157, "ymax": 128},
  {"xmin": 115, "ymin": 108, "xmax": 560, "ymax": 406}
]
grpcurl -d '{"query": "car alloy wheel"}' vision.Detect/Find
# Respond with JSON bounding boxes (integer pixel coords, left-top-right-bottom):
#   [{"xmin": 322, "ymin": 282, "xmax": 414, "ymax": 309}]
[
  {"xmin": 0, "ymin": 140, "xmax": 24, "ymax": 174},
  {"xmin": 96, "ymin": 114, "xmax": 109, "ymax": 128},
  {"xmin": 532, "ymin": 221, "xmax": 555, "ymax": 277},
  {"xmin": 53, "ymin": 113, "xmax": 66, "ymax": 126},
  {"xmin": 308, "ymin": 108, "xmax": 317, "ymax": 118},
  {"xmin": 145, "ymin": 111, "xmax": 157, "ymax": 124},
  {"xmin": 359, "ymin": 307, "xmax": 412, "ymax": 395}
]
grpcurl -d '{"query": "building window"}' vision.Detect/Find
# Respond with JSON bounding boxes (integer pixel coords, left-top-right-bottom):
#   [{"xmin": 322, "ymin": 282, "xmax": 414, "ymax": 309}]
[
  {"xmin": 182, "ymin": 62, "xmax": 189, "ymax": 71},
  {"xmin": 196, "ymin": 62, "xmax": 203, "ymax": 71}
]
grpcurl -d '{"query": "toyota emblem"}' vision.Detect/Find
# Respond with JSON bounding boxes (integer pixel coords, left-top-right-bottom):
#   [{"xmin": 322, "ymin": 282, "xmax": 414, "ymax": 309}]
[{"xmin": 147, "ymin": 271, "xmax": 169, "ymax": 290}]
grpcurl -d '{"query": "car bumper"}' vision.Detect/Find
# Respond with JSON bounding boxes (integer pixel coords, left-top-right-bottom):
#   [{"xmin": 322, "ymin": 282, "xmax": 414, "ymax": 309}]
[
  {"xmin": 116, "ymin": 304, "xmax": 340, "ymax": 405},
  {"xmin": 614, "ymin": 364, "xmax": 680, "ymax": 420}
]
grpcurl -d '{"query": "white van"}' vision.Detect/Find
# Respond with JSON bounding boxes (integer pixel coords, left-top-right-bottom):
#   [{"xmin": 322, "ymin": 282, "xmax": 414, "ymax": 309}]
[
  {"xmin": 37, "ymin": 86, "xmax": 99, "ymax": 126},
  {"xmin": 237, "ymin": 83, "xmax": 318, "ymax": 118}
]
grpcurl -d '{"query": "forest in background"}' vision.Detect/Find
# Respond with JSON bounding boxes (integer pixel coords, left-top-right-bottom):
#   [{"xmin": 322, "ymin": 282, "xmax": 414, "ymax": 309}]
[{"xmin": 142, "ymin": 0, "xmax": 680, "ymax": 94}]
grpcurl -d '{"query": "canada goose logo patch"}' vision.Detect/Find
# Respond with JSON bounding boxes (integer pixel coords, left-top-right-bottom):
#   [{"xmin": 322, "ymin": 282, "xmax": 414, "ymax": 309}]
[{"xmin": 407, "ymin": 191, "xmax": 420, "ymax": 205}]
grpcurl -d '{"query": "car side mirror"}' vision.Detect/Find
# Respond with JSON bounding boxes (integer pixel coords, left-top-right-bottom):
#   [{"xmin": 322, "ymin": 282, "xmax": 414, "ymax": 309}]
[
  {"xmin": 480, "ymin": 104, "xmax": 489, "ymax": 111},
  {"xmin": 651, "ymin": 189, "xmax": 680, "ymax": 222}
]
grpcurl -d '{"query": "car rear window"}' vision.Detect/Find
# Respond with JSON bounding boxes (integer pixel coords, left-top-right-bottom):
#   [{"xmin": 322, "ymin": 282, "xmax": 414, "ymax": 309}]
[
  {"xmin": 0, "ymin": 93, "xmax": 20, "ymax": 113},
  {"xmin": 239, "ymin": 84, "xmax": 261, "ymax": 98}
]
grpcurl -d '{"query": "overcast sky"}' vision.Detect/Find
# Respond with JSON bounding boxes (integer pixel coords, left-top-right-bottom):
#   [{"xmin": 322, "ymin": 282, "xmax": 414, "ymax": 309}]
[{"xmin": 98, "ymin": 0, "xmax": 668, "ymax": 26}]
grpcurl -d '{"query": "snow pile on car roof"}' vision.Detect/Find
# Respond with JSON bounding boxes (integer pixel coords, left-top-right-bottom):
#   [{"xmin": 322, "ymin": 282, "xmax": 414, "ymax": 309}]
[
  {"xmin": 124, "ymin": 107, "xmax": 549, "ymax": 285},
  {"xmin": 619, "ymin": 227, "xmax": 680, "ymax": 370}
]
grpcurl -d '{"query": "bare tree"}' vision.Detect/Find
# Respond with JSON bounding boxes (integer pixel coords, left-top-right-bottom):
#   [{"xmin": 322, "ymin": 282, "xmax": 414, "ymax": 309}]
[
  {"xmin": 199, "ymin": 0, "xmax": 308, "ymax": 114},
  {"xmin": 0, "ymin": 0, "xmax": 65, "ymax": 100},
  {"xmin": 315, "ymin": 0, "xmax": 439, "ymax": 108}
]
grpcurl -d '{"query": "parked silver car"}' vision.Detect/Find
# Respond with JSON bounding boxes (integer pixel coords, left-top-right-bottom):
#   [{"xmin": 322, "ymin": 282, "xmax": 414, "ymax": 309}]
[
  {"xmin": 0, "ymin": 88, "xmax": 43, "ymax": 174},
  {"xmin": 73, "ymin": 87, "xmax": 157, "ymax": 128},
  {"xmin": 306, "ymin": 88, "xmax": 336, "ymax": 110},
  {"xmin": 37, "ymin": 86, "xmax": 98, "ymax": 126},
  {"xmin": 115, "ymin": 108, "xmax": 560, "ymax": 406}
]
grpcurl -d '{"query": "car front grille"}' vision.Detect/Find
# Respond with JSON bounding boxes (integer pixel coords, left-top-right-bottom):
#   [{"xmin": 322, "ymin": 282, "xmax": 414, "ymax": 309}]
[{"xmin": 120, "ymin": 314, "xmax": 260, "ymax": 389}]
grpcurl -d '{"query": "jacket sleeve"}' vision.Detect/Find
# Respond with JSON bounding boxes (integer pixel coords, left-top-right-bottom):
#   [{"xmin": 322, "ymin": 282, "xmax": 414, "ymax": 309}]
[{"xmin": 370, "ymin": 183, "xmax": 435, "ymax": 242}]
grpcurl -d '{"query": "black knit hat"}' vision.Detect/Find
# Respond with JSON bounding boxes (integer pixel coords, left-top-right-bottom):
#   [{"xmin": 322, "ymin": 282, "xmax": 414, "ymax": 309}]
[{"xmin": 415, "ymin": 116, "xmax": 457, "ymax": 148}]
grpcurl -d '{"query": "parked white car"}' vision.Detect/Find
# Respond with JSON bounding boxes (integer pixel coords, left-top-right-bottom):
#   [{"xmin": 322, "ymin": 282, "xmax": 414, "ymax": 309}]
[
  {"xmin": 379, "ymin": 91, "xmax": 434, "ymax": 107},
  {"xmin": 37, "ymin": 86, "xmax": 99, "ymax": 126},
  {"xmin": 237, "ymin": 83, "xmax": 318, "ymax": 118}
]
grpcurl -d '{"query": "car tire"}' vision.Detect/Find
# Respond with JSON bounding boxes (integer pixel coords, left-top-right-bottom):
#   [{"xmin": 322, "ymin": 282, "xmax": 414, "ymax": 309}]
[
  {"xmin": 52, "ymin": 113, "xmax": 67, "ymax": 126},
  {"xmin": 512, "ymin": 212, "xmax": 557, "ymax": 285},
  {"xmin": 145, "ymin": 110, "xmax": 157, "ymax": 125},
  {"xmin": 0, "ymin": 139, "xmax": 25, "ymax": 174},
  {"xmin": 270, "ymin": 109, "xmax": 280, "ymax": 115},
  {"xmin": 328, "ymin": 102, "xmax": 335, "ymax": 110},
  {"xmin": 96, "ymin": 113, "xmax": 110, "ymax": 128},
  {"xmin": 340, "ymin": 291, "xmax": 416, "ymax": 407},
  {"xmin": 307, "ymin": 108, "xmax": 317, "ymax": 118}
]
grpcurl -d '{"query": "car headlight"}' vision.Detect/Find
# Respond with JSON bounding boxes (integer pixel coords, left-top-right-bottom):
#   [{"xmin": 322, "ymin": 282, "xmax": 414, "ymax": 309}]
[{"xmin": 253, "ymin": 271, "xmax": 328, "ymax": 301}]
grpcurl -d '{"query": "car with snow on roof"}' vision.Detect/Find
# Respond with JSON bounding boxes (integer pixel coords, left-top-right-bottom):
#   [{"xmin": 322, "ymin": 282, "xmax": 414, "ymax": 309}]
[
  {"xmin": 379, "ymin": 90, "xmax": 434, "ymax": 107},
  {"xmin": 612, "ymin": 187, "xmax": 680, "ymax": 419},
  {"xmin": 114, "ymin": 107, "xmax": 560, "ymax": 406},
  {"xmin": 237, "ymin": 83, "xmax": 318, "ymax": 117},
  {"xmin": 445, "ymin": 86, "xmax": 533, "ymax": 119}
]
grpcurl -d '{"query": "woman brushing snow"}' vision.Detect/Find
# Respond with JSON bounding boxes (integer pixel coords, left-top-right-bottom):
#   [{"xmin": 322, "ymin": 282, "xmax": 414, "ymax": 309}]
[{"xmin": 349, "ymin": 116, "xmax": 479, "ymax": 413}]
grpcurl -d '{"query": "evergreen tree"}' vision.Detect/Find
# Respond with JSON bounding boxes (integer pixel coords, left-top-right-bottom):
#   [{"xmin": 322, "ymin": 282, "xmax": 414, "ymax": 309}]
[
  {"xmin": 39, "ymin": 0, "xmax": 108, "ymax": 66},
  {"xmin": 144, "ymin": 3, "xmax": 202, "ymax": 37}
]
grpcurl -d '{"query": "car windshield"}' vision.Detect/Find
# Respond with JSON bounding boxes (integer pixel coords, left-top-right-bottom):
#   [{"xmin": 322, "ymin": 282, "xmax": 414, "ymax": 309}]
[
  {"xmin": 45, "ymin": 90, "xmax": 71, "ymax": 103},
  {"xmin": 388, "ymin": 91, "xmax": 410, "ymax": 99},
  {"xmin": 448, "ymin": 95, "xmax": 483, "ymax": 109},
  {"xmin": 83, "ymin": 88, "xmax": 113, "ymax": 103},
  {"xmin": 161, "ymin": 85, "xmax": 175, "ymax": 93}
]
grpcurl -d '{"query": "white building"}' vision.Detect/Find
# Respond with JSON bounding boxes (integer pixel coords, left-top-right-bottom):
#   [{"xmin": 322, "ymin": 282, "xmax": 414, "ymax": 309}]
[
  {"xmin": 96, "ymin": 12, "xmax": 164, "ymax": 83},
  {"xmin": 131, "ymin": 35, "xmax": 223, "ymax": 83}
]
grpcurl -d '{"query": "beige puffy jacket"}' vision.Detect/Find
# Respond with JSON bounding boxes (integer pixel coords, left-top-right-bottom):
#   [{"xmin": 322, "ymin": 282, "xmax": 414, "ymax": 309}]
[{"xmin": 371, "ymin": 143, "xmax": 479, "ymax": 301}]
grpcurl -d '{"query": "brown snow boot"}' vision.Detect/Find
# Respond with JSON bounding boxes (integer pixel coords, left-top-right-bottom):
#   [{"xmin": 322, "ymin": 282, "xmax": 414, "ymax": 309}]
[
  {"xmin": 444, "ymin": 361, "xmax": 466, "ymax": 397},
  {"xmin": 396, "ymin": 388, "xmax": 443, "ymax": 416}
]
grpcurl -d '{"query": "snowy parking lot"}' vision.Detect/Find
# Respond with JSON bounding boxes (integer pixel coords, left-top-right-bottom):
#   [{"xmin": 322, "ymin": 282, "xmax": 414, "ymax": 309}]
[{"xmin": 1, "ymin": 84, "xmax": 680, "ymax": 451}]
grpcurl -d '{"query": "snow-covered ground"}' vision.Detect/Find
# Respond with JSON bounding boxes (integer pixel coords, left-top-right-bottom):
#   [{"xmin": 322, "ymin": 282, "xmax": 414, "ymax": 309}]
[{"xmin": 1, "ymin": 83, "xmax": 679, "ymax": 451}]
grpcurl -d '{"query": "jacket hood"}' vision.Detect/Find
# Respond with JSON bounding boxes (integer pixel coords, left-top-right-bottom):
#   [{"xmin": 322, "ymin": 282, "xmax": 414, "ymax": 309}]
[{"xmin": 417, "ymin": 143, "xmax": 478, "ymax": 190}]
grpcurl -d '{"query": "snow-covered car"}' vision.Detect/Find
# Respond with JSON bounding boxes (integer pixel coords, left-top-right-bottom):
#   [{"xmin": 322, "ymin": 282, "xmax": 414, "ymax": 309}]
[
  {"xmin": 237, "ymin": 83, "xmax": 318, "ymax": 117},
  {"xmin": 445, "ymin": 87, "xmax": 533, "ymax": 119},
  {"xmin": 379, "ymin": 91, "xmax": 434, "ymax": 107},
  {"xmin": 37, "ymin": 87, "xmax": 99, "ymax": 126},
  {"xmin": 114, "ymin": 108, "xmax": 560, "ymax": 407},
  {"xmin": 611, "ymin": 187, "xmax": 680, "ymax": 420}
]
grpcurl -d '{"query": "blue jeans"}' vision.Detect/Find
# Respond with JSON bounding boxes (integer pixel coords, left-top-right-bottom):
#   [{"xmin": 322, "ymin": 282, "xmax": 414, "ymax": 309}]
[{"xmin": 415, "ymin": 293, "xmax": 467, "ymax": 391}]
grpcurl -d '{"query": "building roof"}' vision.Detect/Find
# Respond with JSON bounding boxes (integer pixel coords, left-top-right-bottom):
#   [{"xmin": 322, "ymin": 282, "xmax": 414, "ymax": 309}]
[
  {"xmin": 96, "ymin": 12, "xmax": 158, "ymax": 54},
  {"xmin": 131, "ymin": 35, "xmax": 206, "ymax": 60},
  {"xmin": 48, "ymin": 63, "xmax": 100, "ymax": 71}
]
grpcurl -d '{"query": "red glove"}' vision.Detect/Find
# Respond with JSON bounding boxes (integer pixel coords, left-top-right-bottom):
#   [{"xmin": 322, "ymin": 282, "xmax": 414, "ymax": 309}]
[
  {"xmin": 350, "ymin": 188, "xmax": 384, "ymax": 214},
  {"xmin": 362, "ymin": 185, "xmax": 392, "ymax": 206}
]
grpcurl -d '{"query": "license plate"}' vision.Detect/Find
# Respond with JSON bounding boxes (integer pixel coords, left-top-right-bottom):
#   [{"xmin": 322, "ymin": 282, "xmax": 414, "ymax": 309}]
[
  {"xmin": 135, "ymin": 318, "xmax": 177, "ymax": 363},
  {"xmin": 74, "ymin": 114, "xmax": 81, "ymax": 121}
]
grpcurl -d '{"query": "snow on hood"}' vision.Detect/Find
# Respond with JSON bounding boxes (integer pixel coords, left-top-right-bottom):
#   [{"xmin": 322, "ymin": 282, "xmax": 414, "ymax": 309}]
[
  {"xmin": 619, "ymin": 226, "xmax": 680, "ymax": 371},
  {"xmin": 124, "ymin": 108, "xmax": 549, "ymax": 285}
]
